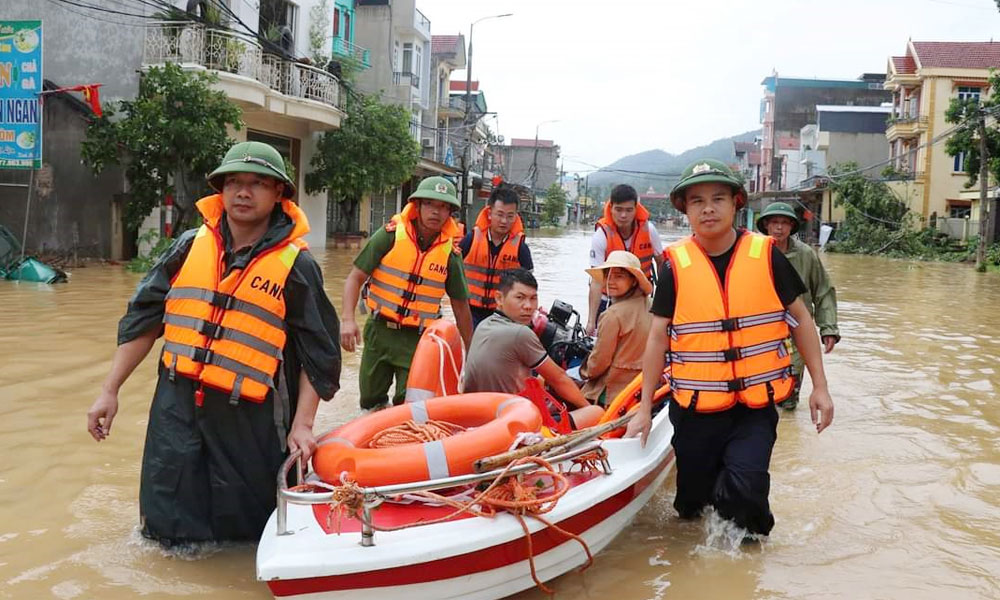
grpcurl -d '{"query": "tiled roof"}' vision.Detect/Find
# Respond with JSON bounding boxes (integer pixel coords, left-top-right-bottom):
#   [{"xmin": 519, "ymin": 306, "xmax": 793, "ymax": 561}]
[
  {"xmin": 450, "ymin": 80, "xmax": 479, "ymax": 92},
  {"xmin": 432, "ymin": 35, "xmax": 461, "ymax": 55},
  {"xmin": 510, "ymin": 139, "xmax": 554, "ymax": 148},
  {"xmin": 748, "ymin": 151, "xmax": 762, "ymax": 166},
  {"xmin": 891, "ymin": 55, "xmax": 916, "ymax": 74},
  {"xmin": 911, "ymin": 41, "xmax": 1000, "ymax": 69},
  {"xmin": 733, "ymin": 141, "xmax": 758, "ymax": 153}
]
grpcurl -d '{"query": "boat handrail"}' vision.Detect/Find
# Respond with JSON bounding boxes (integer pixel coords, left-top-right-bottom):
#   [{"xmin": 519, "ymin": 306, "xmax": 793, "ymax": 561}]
[{"xmin": 274, "ymin": 440, "xmax": 605, "ymax": 542}]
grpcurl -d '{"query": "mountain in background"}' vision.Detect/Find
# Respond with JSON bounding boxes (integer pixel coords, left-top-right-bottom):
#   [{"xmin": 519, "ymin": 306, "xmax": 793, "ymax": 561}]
[{"xmin": 584, "ymin": 129, "xmax": 762, "ymax": 195}]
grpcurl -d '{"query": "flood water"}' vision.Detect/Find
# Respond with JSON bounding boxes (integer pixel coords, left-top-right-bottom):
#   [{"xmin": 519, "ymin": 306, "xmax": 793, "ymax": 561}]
[{"xmin": 2, "ymin": 228, "xmax": 1000, "ymax": 599}]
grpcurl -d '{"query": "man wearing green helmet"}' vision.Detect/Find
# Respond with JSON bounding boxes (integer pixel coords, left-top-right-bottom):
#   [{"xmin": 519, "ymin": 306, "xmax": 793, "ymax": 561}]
[
  {"xmin": 757, "ymin": 202, "xmax": 840, "ymax": 411},
  {"xmin": 341, "ymin": 176, "xmax": 473, "ymax": 409},
  {"xmin": 86, "ymin": 141, "xmax": 341, "ymax": 545},
  {"xmin": 626, "ymin": 158, "xmax": 834, "ymax": 539}
]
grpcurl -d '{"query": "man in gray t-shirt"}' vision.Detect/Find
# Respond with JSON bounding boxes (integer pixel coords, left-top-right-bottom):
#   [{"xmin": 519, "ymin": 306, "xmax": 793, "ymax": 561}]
[{"xmin": 463, "ymin": 269, "xmax": 605, "ymax": 428}]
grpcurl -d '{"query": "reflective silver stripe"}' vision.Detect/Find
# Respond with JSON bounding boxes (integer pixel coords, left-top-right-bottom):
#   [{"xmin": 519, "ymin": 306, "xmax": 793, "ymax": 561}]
[
  {"xmin": 671, "ymin": 340, "xmax": 787, "ymax": 363},
  {"xmin": 166, "ymin": 287, "xmax": 284, "ymax": 330},
  {"xmin": 368, "ymin": 294, "xmax": 442, "ymax": 322},
  {"xmin": 744, "ymin": 366, "xmax": 792, "ymax": 387},
  {"xmin": 671, "ymin": 367, "xmax": 791, "ymax": 392},
  {"xmin": 317, "ymin": 436, "xmax": 355, "ymax": 448},
  {"xmin": 671, "ymin": 310, "xmax": 791, "ymax": 336},
  {"xmin": 409, "ymin": 399, "xmax": 430, "ymax": 422},
  {"xmin": 785, "ymin": 312, "xmax": 800, "ymax": 328},
  {"xmin": 495, "ymin": 396, "xmax": 526, "ymax": 418},
  {"xmin": 368, "ymin": 279, "xmax": 442, "ymax": 305},
  {"xmin": 161, "ymin": 341, "xmax": 274, "ymax": 388},
  {"xmin": 162, "ymin": 314, "xmax": 283, "ymax": 360},
  {"xmin": 423, "ymin": 440, "xmax": 451, "ymax": 480},
  {"xmin": 374, "ymin": 265, "xmax": 447, "ymax": 290},
  {"xmin": 463, "ymin": 263, "xmax": 492, "ymax": 276},
  {"xmin": 166, "ymin": 286, "xmax": 215, "ymax": 303},
  {"xmin": 670, "ymin": 377, "xmax": 731, "ymax": 392}
]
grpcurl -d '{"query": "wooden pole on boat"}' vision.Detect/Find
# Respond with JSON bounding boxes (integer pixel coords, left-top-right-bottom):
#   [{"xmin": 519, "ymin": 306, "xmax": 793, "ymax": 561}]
[{"xmin": 473, "ymin": 413, "xmax": 633, "ymax": 473}]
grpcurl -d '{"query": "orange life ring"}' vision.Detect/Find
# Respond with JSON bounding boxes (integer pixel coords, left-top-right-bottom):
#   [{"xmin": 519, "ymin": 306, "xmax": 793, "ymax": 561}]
[
  {"xmin": 404, "ymin": 319, "xmax": 464, "ymax": 403},
  {"xmin": 313, "ymin": 393, "xmax": 543, "ymax": 486},
  {"xmin": 598, "ymin": 368, "xmax": 671, "ymax": 438}
]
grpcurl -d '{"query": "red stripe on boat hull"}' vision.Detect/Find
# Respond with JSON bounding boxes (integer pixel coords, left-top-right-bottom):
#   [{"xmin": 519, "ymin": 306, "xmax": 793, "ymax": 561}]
[{"xmin": 268, "ymin": 449, "xmax": 674, "ymax": 597}]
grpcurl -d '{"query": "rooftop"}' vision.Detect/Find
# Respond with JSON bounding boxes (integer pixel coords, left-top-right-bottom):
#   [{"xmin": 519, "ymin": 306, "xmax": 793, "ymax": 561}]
[
  {"xmin": 912, "ymin": 41, "xmax": 1000, "ymax": 69},
  {"xmin": 431, "ymin": 35, "xmax": 463, "ymax": 55},
  {"xmin": 816, "ymin": 104, "xmax": 892, "ymax": 113},
  {"xmin": 510, "ymin": 138, "xmax": 555, "ymax": 148}
]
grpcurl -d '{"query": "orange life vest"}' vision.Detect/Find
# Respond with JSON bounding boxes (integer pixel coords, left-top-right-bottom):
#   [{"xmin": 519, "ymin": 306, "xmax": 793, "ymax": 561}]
[
  {"xmin": 161, "ymin": 194, "xmax": 309, "ymax": 403},
  {"xmin": 463, "ymin": 206, "xmax": 525, "ymax": 310},
  {"xmin": 666, "ymin": 232, "xmax": 796, "ymax": 413},
  {"xmin": 365, "ymin": 202, "xmax": 459, "ymax": 330},
  {"xmin": 595, "ymin": 201, "xmax": 656, "ymax": 279}
]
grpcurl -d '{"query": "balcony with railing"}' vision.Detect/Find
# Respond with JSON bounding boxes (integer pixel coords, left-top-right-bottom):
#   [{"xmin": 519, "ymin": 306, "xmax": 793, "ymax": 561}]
[
  {"xmin": 414, "ymin": 8, "xmax": 431, "ymax": 40},
  {"xmin": 886, "ymin": 113, "xmax": 929, "ymax": 139},
  {"xmin": 332, "ymin": 36, "xmax": 370, "ymax": 69},
  {"xmin": 393, "ymin": 71, "xmax": 421, "ymax": 89},
  {"xmin": 143, "ymin": 22, "xmax": 344, "ymax": 128}
]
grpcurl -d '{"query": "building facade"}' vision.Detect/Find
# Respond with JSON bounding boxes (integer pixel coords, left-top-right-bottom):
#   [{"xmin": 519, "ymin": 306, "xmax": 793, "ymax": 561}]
[
  {"xmin": 760, "ymin": 72, "xmax": 890, "ymax": 192},
  {"xmin": 0, "ymin": 0, "xmax": 346, "ymax": 258},
  {"xmin": 885, "ymin": 40, "xmax": 1000, "ymax": 226}
]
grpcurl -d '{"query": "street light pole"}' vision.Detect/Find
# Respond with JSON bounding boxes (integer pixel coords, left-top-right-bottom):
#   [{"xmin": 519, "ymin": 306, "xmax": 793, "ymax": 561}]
[
  {"xmin": 530, "ymin": 119, "xmax": 559, "ymax": 215},
  {"xmin": 461, "ymin": 13, "xmax": 512, "ymax": 225}
]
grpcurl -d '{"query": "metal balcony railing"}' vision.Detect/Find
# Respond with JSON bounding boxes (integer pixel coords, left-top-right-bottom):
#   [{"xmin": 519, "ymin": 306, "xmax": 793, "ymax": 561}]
[
  {"xmin": 144, "ymin": 22, "xmax": 341, "ymax": 111},
  {"xmin": 332, "ymin": 36, "xmax": 371, "ymax": 68},
  {"xmin": 393, "ymin": 71, "xmax": 420, "ymax": 89}
]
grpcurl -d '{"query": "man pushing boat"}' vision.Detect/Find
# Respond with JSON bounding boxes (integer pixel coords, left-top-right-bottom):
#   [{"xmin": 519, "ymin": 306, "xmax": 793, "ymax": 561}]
[
  {"xmin": 340, "ymin": 176, "xmax": 473, "ymax": 410},
  {"xmin": 626, "ymin": 159, "xmax": 835, "ymax": 538}
]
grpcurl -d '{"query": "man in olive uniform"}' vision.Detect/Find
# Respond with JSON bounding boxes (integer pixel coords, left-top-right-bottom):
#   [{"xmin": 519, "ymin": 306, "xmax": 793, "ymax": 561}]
[
  {"xmin": 757, "ymin": 202, "xmax": 840, "ymax": 411},
  {"xmin": 341, "ymin": 176, "xmax": 473, "ymax": 409},
  {"xmin": 87, "ymin": 141, "xmax": 341, "ymax": 545}
]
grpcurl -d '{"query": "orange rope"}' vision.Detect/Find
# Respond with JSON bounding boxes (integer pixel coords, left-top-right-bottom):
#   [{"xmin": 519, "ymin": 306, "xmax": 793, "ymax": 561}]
[
  {"xmin": 323, "ymin": 456, "xmax": 593, "ymax": 594},
  {"xmin": 367, "ymin": 419, "xmax": 466, "ymax": 448}
]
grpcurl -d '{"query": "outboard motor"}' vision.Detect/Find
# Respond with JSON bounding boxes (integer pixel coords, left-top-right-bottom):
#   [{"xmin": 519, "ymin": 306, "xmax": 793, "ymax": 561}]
[{"xmin": 531, "ymin": 299, "xmax": 593, "ymax": 369}]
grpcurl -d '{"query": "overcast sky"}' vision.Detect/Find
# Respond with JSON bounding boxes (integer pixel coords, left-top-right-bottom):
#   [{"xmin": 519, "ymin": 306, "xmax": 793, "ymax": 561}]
[{"xmin": 416, "ymin": 0, "xmax": 1000, "ymax": 174}]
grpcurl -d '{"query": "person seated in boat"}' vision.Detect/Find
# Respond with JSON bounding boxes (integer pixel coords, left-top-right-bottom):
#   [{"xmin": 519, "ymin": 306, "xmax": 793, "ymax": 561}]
[
  {"xmin": 579, "ymin": 251, "xmax": 652, "ymax": 406},
  {"xmin": 463, "ymin": 269, "xmax": 605, "ymax": 429}
]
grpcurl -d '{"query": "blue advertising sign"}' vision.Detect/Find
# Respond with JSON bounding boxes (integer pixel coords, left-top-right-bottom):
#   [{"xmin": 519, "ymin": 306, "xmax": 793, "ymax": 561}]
[{"xmin": 0, "ymin": 20, "xmax": 42, "ymax": 169}]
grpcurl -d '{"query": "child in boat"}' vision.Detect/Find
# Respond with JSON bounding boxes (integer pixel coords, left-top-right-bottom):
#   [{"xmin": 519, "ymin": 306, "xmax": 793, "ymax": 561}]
[
  {"xmin": 580, "ymin": 251, "xmax": 652, "ymax": 406},
  {"xmin": 463, "ymin": 269, "xmax": 605, "ymax": 429}
]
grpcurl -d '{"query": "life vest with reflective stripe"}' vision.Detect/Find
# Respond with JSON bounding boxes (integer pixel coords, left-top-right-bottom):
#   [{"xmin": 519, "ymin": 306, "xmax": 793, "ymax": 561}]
[
  {"xmin": 160, "ymin": 194, "xmax": 309, "ymax": 403},
  {"xmin": 364, "ymin": 202, "xmax": 459, "ymax": 329},
  {"xmin": 464, "ymin": 206, "xmax": 525, "ymax": 310},
  {"xmin": 596, "ymin": 201, "xmax": 655, "ymax": 280},
  {"xmin": 666, "ymin": 232, "xmax": 795, "ymax": 412}
]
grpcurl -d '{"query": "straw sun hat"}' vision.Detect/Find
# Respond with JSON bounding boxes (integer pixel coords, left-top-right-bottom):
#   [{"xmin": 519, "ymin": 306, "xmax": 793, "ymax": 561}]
[{"xmin": 585, "ymin": 250, "xmax": 653, "ymax": 296}]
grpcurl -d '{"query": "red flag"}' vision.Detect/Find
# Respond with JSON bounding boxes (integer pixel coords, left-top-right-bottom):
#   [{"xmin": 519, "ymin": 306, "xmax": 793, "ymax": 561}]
[{"xmin": 40, "ymin": 83, "xmax": 103, "ymax": 117}]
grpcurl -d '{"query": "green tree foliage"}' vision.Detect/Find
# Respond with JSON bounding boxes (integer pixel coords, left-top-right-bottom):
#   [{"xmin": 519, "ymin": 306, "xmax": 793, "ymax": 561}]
[
  {"xmin": 541, "ymin": 183, "xmax": 567, "ymax": 226},
  {"xmin": 944, "ymin": 71, "xmax": 1000, "ymax": 189},
  {"xmin": 80, "ymin": 63, "xmax": 242, "ymax": 232},
  {"xmin": 306, "ymin": 94, "xmax": 419, "ymax": 233},
  {"xmin": 826, "ymin": 163, "xmax": 972, "ymax": 260}
]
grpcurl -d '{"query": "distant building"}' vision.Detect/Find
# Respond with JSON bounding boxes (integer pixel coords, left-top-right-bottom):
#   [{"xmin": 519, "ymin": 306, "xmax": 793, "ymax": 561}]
[
  {"xmin": 759, "ymin": 72, "xmax": 890, "ymax": 192},
  {"xmin": 884, "ymin": 40, "xmax": 1000, "ymax": 235},
  {"xmin": 734, "ymin": 141, "xmax": 763, "ymax": 194}
]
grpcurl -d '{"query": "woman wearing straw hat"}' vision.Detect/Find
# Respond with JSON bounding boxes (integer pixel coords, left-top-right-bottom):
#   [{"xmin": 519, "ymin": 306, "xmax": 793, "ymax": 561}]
[{"xmin": 580, "ymin": 251, "xmax": 653, "ymax": 405}]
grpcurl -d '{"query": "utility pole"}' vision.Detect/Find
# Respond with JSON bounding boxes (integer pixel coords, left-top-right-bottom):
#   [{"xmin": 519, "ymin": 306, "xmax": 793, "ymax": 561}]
[{"xmin": 976, "ymin": 107, "xmax": 991, "ymax": 270}]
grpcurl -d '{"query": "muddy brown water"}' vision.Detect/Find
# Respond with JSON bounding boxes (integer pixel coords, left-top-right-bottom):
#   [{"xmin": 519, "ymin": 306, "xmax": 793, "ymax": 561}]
[{"xmin": 2, "ymin": 229, "xmax": 999, "ymax": 599}]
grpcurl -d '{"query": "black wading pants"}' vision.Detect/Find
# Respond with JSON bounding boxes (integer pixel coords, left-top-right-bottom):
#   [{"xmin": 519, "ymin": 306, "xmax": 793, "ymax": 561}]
[
  {"xmin": 668, "ymin": 400, "xmax": 779, "ymax": 536},
  {"xmin": 139, "ymin": 367, "xmax": 287, "ymax": 545}
]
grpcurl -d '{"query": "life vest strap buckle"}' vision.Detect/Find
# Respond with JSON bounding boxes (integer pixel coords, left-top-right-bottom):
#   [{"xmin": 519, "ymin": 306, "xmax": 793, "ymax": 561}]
[
  {"xmin": 198, "ymin": 321, "xmax": 224, "ymax": 340},
  {"xmin": 722, "ymin": 348, "xmax": 740, "ymax": 362},
  {"xmin": 727, "ymin": 377, "xmax": 746, "ymax": 392},
  {"xmin": 720, "ymin": 318, "xmax": 739, "ymax": 332},
  {"xmin": 400, "ymin": 289, "xmax": 417, "ymax": 302},
  {"xmin": 211, "ymin": 292, "xmax": 237, "ymax": 310},
  {"xmin": 408, "ymin": 273, "xmax": 425, "ymax": 285},
  {"xmin": 191, "ymin": 347, "xmax": 215, "ymax": 365}
]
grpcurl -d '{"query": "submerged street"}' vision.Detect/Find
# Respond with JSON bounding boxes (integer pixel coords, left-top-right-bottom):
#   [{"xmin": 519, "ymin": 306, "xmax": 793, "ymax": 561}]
[{"xmin": 1, "ymin": 230, "xmax": 999, "ymax": 599}]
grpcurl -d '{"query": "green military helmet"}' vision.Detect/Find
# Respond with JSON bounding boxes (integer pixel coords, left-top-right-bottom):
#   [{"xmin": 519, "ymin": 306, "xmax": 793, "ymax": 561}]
[
  {"xmin": 670, "ymin": 158, "xmax": 746, "ymax": 212},
  {"xmin": 407, "ymin": 176, "xmax": 460, "ymax": 209},
  {"xmin": 756, "ymin": 202, "xmax": 800, "ymax": 235},
  {"xmin": 208, "ymin": 141, "xmax": 296, "ymax": 198}
]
